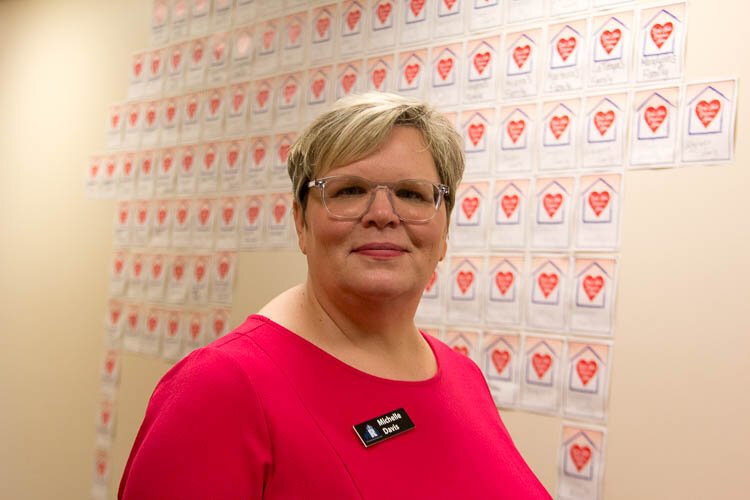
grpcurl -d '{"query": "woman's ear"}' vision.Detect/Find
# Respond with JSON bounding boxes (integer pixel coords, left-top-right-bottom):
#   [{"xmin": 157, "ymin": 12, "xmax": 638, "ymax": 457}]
[{"xmin": 293, "ymin": 200, "xmax": 307, "ymax": 255}]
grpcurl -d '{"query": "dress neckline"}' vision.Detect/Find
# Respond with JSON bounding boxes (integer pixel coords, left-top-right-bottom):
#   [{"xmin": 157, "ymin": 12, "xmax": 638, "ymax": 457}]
[{"xmin": 250, "ymin": 314, "xmax": 444, "ymax": 386}]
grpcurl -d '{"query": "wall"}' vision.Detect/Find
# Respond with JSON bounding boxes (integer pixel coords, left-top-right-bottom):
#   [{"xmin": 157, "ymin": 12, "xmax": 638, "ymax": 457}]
[{"xmin": 0, "ymin": 0, "xmax": 748, "ymax": 499}]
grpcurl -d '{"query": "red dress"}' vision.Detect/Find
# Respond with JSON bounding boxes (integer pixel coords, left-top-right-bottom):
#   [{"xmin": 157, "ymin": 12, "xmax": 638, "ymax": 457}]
[{"xmin": 119, "ymin": 315, "xmax": 550, "ymax": 499}]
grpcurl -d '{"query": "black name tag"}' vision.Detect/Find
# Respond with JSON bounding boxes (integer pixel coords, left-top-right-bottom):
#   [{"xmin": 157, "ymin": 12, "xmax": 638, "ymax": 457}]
[{"xmin": 353, "ymin": 408, "xmax": 415, "ymax": 448}]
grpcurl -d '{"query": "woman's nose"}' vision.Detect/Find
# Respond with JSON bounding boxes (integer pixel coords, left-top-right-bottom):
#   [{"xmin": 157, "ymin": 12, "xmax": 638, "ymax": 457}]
[{"xmin": 361, "ymin": 186, "xmax": 400, "ymax": 227}]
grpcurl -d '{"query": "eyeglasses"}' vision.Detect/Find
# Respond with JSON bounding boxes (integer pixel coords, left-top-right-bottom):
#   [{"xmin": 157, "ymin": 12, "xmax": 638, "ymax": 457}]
[{"xmin": 307, "ymin": 175, "xmax": 450, "ymax": 223}]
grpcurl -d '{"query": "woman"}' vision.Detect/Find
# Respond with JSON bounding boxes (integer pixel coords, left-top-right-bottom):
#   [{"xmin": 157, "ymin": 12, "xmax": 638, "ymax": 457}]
[{"xmin": 119, "ymin": 93, "xmax": 550, "ymax": 499}]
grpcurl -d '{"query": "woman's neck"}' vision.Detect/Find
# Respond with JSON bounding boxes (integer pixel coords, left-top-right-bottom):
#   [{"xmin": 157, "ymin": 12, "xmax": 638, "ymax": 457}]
[{"xmin": 259, "ymin": 281, "xmax": 437, "ymax": 381}]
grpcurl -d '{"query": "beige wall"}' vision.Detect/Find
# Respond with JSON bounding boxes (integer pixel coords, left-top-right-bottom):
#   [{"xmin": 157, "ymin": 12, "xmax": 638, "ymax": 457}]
[{"xmin": 0, "ymin": 0, "xmax": 748, "ymax": 499}]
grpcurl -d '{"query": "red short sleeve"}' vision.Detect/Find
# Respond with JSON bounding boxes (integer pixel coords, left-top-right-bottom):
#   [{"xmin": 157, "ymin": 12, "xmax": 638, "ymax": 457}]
[{"xmin": 118, "ymin": 347, "xmax": 272, "ymax": 500}]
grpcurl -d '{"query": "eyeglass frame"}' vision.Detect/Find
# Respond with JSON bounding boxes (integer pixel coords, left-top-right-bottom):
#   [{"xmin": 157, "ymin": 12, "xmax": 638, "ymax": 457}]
[{"xmin": 306, "ymin": 175, "xmax": 451, "ymax": 223}]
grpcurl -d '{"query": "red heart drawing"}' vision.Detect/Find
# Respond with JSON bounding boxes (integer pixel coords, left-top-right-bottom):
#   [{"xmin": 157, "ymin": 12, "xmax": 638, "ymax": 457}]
[
  {"xmin": 312, "ymin": 78, "xmax": 325, "ymax": 98},
  {"xmin": 695, "ymin": 99, "xmax": 721, "ymax": 128},
  {"xmin": 173, "ymin": 263, "xmax": 184, "ymax": 281},
  {"xmin": 147, "ymin": 314, "xmax": 158, "ymax": 332},
  {"xmin": 110, "ymin": 308, "xmax": 121, "ymax": 325},
  {"xmin": 199, "ymin": 206, "xmax": 210, "ymax": 225},
  {"xmin": 594, "ymin": 110, "xmax": 615, "ymax": 136},
  {"xmin": 288, "ymin": 23, "xmax": 301, "ymax": 44},
  {"xmin": 513, "ymin": 45, "xmax": 531, "ymax": 69},
  {"xmin": 284, "ymin": 83, "xmax": 297, "ymax": 103},
  {"xmin": 456, "ymin": 270, "xmax": 474, "ymax": 294},
  {"xmin": 254, "ymin": 146, "xmax": 266, "ymax": 166},
  {"xmin": 424, "ymin": 271, "xmax": 437, "ymax": 292},
  {"xmin": 491, "ymin": 349, "xmax": 510, "ymax": 374},
  {"xmin": 246, "ymin": 205, "xmax": 260, "ymax": 224},
  {"xmin": 452, "ymin": 345, "xmax": 469, "ymax": 357},
  {"xmin": 461, "ymin": 196, "xmax": 479, "ymax": 219},
  {"xmin": 114, "ymin": 258, "xmax": 124, "ymax": 274},
  {"xmin": 137, "ymin": 207, "xmax": 147, "ymax": 224},
  {"xmin": 128, "ymin": 110, "xmax": 138, "ymax": 127},
  {"xmin": 214, "ymin": 318, "xmax": 225, "ymax": 336},
  {"xmin": 232, "ymin": 91, "xmax": 244, "ymax": 111},
  {"xmin": 133, "ymin": 59, "xmax": 142, "ymax": 77},
  {"xmin": 101, "ymin": 409, "xmax": 111, "ymax": 425},
  {"xmin": 410, "ymin": 0, "xmax": 425, "ymax": 17},
  {"xmin": 96, "ymin": 457, "xmax": 107, "ymax": 476},
  {"xmin": 227, "ymin": 146, "xmax": 239, "ymax": 167},
  {"xmin": 444, "ymin": 0, "xmax": 456, "ymax": 8},
  {"xmin": 556, "ymin": 37, "xmax": 577, "ymax": 61},
  {"xmin": 543, "ymin": 193, "xmax": 563, "ymax": 218},
  {"xmin": 404, "ymin": 63, "xmax": 420, "ymax": 85},
  {"xmin": 437, "ymin": 58, "xmax": 453, "ymax": 80},
  {"xmin": 316, "ymin": 17, "xmax": 330, "ymax": 38},
  {"xmin": 507, "ymin": 119, "xmax": 525, "ymax": 143},
  {"xmin": 532, "ymin": 352, "xmax": 552, "ymax": 378},
  {"xmin": 256, "ymin": 89, "xmax": 269, "ymax": 108},
  {"xmin": 371, "ymin": 69, "xmax": 386, "ymax": 89},
  {"xmin": 142, "ymin": 158, "xmax": 152, "ymax": 174},
  {"xmin": 278, "ymin": 144, "xmax": 291, "ymax": 163},
  {"xmin": 538, "ymin": 273, "xmax": 558, "ymax": 298},
  {"xmin": 133, "ymin": 259, "xmax": 143, "ymax": 277},
  {"xmin": 346, "ymin": 8, "xmax": 361, "ymax": 31},
  {"xmin": 222, "ymin": 205, "xmax": 234, "ymax": 224},
  {"xmin": 576, "ymin": 359, "xmax": 598, "ymax": 385},
  {"xmin": 110, "ymin": 112, "xmax": 119, "ymax": 129},
  {"xmin": 118, "ymin": 208, "xmax": 128, "ymax": 224},
  {"xmin": 106, "ymin": 161, "xmax": 116, "ymax": 177},
  {"xmin": 501, "ymin": 194, "xmax": 519, "ymax": 218},
  {"xmin": 377, "ymin": 2, "xmax": 392, "ymax": 23},
  {"xmin": 104, "ymin": 355, "xmax": 115, "ymax": 374},
  {"xmin": 209, "ymin": 96, "xmax": 220, "ymax": 115},
  {"xmin": 177, "ymin": 207, "xmax": 188, "ymax": 225},
  {"xmin": 588, "ymin": 191, "xmax": 610, "ymax": 217},
  {"xmin": 171, "ymin": 49, "xmax": 181, "ymax": 69},
  {"xmin": 168, "ymin": 318, "xmax": 179, "ymax": 336},
  {"xmin": 600, "ymin": 29, "xmax": 621, "ymax": 54},
  {"xmin": 341, "ymin": 73, "xmax": 357, "ymax": 93},
  {"xmin": 192, "ymin": 44, "xmax": 203, "ymax": 63},
  {"xmin": 218, "ymin": 259, "xmax": 229, "ymax": 279},
  {"xmin": 146, "ymin": 108, "xmax": 157, "ymax": 126},
  {"xmin": 273, "ymin": 203, "xmax": 286, "ymax": 223},
  {"xmin": 195, "ymin": 263, "xmax": 206, "ymax": 282},
  {"xmin": 473, "ymin": 52, "xmax": 491, "ymax": 75},
  {"xmin": 644, "ymin": 105, "xmax": 667, "ymax": 132},
  {"xmin": 90, "ymin": 163, "xmax": 99, "ymax": 178},
  {"xmin": 128, "ymin": 313, "xmax": 138, "ymax": 329},
  {"xmin": 157, "ymin": 207, "xmax": 167, "ymax": 224},
  {"xmin": 166, "ymin": 104, "xmax": 176, "ymax": 122},
  {"xmin": 182, "ymin": 152, "xmax": 193, "ymax": 172},
  {"xmin": 549, "ymin": 115, "xmax": 569, "ymax": 139},
  {"xmin": 213, "ymin": 41, "xmax": 225, "ymax": 61},
  {"xmin": 570, "ymin": 444, "xmax": 592, "ymax": 471},
  {"xmin": 583, "ymin": 275, "xmax": 604, "ymax": 301},
  {"xmin": 468, "ymin": 123, "xmax": 485, "ymax": 146},
  {"xmin": 650, "ymin": 22, "xmax": 673, "ymax": 49},
  {"xmin": 187, "ymin": 100, "xmax": 198, "ymax": 119},
  {"xmin": 150, "ymin": 54, "xmax": 161, "ymax": 75},
  {"xmin": 204, "ymin": 150, "xmax": 215, "ymax": 169},
  {"xmin": 190, "ymin": 319, "xmax": 201, "ymax": 339},
  {"xmin": 495, "ymin": 272, "xmax": 514, "ymax": 295},
  {"xmin": 263, "ymin": 30, "xmax": 275, "ymax": 50}
]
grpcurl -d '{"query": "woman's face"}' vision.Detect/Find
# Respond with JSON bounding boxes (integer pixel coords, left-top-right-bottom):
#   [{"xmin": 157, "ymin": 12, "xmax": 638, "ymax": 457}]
[{"xmin": 294, "ymin": 126, "xmax": 448, "ymax": 304}]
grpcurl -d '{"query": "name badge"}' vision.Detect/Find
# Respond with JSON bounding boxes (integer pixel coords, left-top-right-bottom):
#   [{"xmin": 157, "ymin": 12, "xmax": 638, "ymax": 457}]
[{"xmin": 353, "ymin": 408, "xmax": 415, "ymax": 448}]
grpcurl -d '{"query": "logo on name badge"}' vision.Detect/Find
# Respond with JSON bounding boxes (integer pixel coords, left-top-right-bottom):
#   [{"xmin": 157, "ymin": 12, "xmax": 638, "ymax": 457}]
[{"xmin": 353, "ymin": 408, "xmax": 415, "ymax": 448}]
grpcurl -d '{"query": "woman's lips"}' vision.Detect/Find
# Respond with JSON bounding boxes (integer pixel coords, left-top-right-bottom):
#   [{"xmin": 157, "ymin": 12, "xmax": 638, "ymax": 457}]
[{"xmin": 352, "ymin": 243, "xmax": 407, "ymax": 258}]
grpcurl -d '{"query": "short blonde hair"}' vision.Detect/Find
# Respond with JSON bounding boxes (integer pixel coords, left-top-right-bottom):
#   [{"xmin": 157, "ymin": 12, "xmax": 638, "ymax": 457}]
[{"xmin": 287, "ymin": 92, "xmax": 465, "ymax": 216}]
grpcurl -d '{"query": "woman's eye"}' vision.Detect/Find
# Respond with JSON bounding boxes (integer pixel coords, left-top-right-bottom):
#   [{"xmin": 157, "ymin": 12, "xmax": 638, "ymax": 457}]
[
  {"xmin": 396, "ymin": 189, "xmax": 428, "ymax": 202},
  {"xmin": 332, "ymin": 185, "xmax": 367, "ymax": 197}
]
